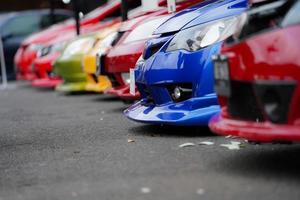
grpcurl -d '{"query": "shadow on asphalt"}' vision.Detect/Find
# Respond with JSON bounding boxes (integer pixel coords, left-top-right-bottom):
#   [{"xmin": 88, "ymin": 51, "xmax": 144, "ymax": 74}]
[
  {"xmin": 216, "ymin": 144, "xmax": 300, "ymax": 181},
  {"xmin": 108, "ymin": 106, "xmax": 129, "ymax": 113},
  {"xmin": 15, "ymin": 81, "xmax": 31, "ymax": 89},
  {"xmin": 33, "ymin": 87, "xmax": 55, "ymax": 92},
  {"xmin": 63, "ymin": 91, "xmax": 98, "ymax": 96},
  {"xmin": 129, "ymin": 124, "xmax": 216, "ymax": 138},
  {"xmin": 91, "ymin": 95, "xmax": 121, "ymax": 102}
]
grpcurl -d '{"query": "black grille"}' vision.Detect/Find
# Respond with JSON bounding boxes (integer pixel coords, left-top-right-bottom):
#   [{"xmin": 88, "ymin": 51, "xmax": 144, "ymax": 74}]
[
  {"xmin": 254, "ymin": 81, "xmax": 296, "ymax": 124},
  {"xmin": 112, "ymin": 32, "xmax": 125, "ymax": 47},
  {"xmin": 107, "ymin": 74, "xmax": 120, "ymax": 87},
  {"xmin": 227, "ymin": 81, "xmax": 265, "ymax": 122},
  {"xmin": 140, "ymin": 84, "xmax": 155, "ymax": 106},
  {"xmin": 143, "ymin": 43, "xmax": 164, "ymax": 60},
  {"xmin": 227, "ymin": 0, "xmax": 294, "ymax": 44},
  {"xmin": 91, "ymin": 74, "xmax": 98, "ymax": 83},
  {"xmin": 166, "ymin": 83, "xmax": 193, "ymax": 103}
]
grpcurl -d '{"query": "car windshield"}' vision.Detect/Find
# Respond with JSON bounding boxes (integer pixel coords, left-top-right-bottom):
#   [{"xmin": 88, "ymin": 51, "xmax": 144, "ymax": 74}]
[
  {"xmin": 0, "ymin": 13, "xmax": 13, "ymax": 25},
  {"xmin": 82, "ymin": 0, "xmax": 119, "ymax": 21},
  {"xmin": 232, "ymin": 0, "xmax": 295, "ymax": 42}
]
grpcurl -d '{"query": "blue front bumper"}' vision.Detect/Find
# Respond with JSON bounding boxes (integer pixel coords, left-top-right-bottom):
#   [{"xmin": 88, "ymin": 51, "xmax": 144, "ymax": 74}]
[{"xmin": 125, "ymin": 94, "xmax": 220, "ymax": 126}]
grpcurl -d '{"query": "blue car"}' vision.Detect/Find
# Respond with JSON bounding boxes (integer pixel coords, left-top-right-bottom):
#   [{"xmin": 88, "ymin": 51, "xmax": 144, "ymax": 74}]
[{"xmin": 125, "ymin": 0, "xmax": 248, "ymax": 126}]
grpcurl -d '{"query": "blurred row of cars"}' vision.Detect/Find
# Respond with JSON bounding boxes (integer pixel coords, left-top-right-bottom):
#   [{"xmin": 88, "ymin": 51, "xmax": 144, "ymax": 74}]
[
  {"xmin": 0, "ymin": 9, "xmax": 73, "ymax": 79},
  {"xmin": 9, "ymin": 0, "xmax": 300, "ymax": 143}
]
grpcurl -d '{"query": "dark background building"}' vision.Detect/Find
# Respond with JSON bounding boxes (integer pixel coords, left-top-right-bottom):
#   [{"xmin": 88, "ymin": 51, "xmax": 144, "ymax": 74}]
[{"xmin": 0, "ymin": 0, "xmax": 108, "ymax": 14}]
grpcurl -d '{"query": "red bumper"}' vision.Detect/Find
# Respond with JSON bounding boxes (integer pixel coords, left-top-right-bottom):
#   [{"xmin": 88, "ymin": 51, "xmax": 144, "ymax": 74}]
[
  {"xmin": 31, "ymin": 77, "xmax": 62, "ymax": 88},
  {"xmin": 33, "ymin": 53, "xmax": 60, "ymax": 79},
  {"xmin": 209, "ymin": 113, "xmax": 300, "ymax": 142},
  {"xmin": 15, "ymin": 47, "xmax": 38, "ymax": 81},
  {"xmin": 105, "ymin": 85, "xmax": 140, "ymax": 100}
]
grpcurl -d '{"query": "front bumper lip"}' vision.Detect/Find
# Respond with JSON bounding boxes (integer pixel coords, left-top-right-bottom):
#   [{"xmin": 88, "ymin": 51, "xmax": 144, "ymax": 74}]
[
  {"xmin": 85, "ymin": 82, "xmax": 111, "ymax": 93},
  {"xmin": 209, "ymin": 114, "xmax": 300, "ymax": 142},
  {"xmin": 31, "ymin": 78, "xmax": 62, "ymax": 88},
  {"xmin": 124, "ymin": 98, "xmax": 220, "ymax": 126},
  {"xmin": 105, "ymin": 85, "xmax": 140, "ymax": 100}
]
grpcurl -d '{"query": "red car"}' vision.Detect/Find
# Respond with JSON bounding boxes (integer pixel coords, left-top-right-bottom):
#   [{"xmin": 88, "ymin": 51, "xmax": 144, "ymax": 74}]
[
  {"xmin": 101, "ymin": 0, "xmax": 204, "ymax": 102},
  {"xmin": 209, "ymin": 0, "xmax": 300, "ymax": 142},
  {"xmin": 30, "ymin": 20, "xmax": 121, "ymax": 88},
  {"xmin": 30, "ymin": 1, "xmax": 162, "ymax": 89},
  {"xmin": 15, "ymin": 0, "xmax": 124, "ymax": 81}
]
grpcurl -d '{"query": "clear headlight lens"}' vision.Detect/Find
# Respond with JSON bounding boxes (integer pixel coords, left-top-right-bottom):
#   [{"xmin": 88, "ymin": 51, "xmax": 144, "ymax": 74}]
[
  {"xmin": 121, "ymin": 73, "xmax": 131, "ymax": 84},
  {"xmin": 94, "ymin": 32, "xmax": 119, "ymax": 56},
  {"xmin": 123, "ymin": 15, "xmax": 170, "ymax": 44},
  {"xmin": 37, "ymin": 46, "xmax": 51, "ymax": 58},
  {"xmin": 52, "ymin": 42, "xmax": 67, "ymax": 53},
  {"xmin": 27, "ymin": 44, "xmax": 44, "ymax": 52},
  {"xmin": 62, "ymin": 37, "xmax": 95, "ymax": 58},
  {"xmin": 37, "ymin": 41, "xmax": 68, "ymax": 58},
  {"xmin": 100, "ymin": 32, "xmax": 119, "ymax": 48},
  {"xmin": 166, "ymin": 14, "xmax": 246, "ymax": 52}
]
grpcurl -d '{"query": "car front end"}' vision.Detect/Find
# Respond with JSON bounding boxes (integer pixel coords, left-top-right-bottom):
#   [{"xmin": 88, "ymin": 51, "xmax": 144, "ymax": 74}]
[
  {"xmin": 54, "ymin": 35, "xmax": 96, "ymax": 93},
  {"xmin": 102, "ymin": 0, "xmax": 205, "ymax": 101},
  {"xmin": 125, "ymin": 0, "xmax": 248, "ymax": 126},
  {"xmin": 209, "ymin": 0, "xmax": 300, "ymax": 142}
]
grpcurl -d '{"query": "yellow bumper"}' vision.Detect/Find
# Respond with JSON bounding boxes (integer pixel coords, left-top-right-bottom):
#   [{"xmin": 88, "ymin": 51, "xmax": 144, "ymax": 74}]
[{"xmin": 85, "ymin": 74, "xmax": 112, "ymax": 93}]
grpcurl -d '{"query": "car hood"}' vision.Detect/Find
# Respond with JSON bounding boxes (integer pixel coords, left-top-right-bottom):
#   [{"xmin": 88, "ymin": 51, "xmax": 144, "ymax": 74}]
[
  {"xmin": 154, "ymin": 0, "xmax": 248, "ymax": 35},
  {"xmin": 22, "ymin": 20, "xmax": 75, "ymax": 46}
]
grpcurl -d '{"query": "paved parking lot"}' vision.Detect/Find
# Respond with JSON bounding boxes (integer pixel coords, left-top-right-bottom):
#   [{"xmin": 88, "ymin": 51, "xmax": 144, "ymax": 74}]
[{"xmin": 0, "ymin": 82, "xmax": 300, "ymax": 200}]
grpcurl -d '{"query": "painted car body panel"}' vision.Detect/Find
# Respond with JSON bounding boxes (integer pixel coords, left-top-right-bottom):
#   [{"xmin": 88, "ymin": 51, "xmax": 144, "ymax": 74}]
[
  {"xmin": 54, "ymin": 24, "xmax": 120, "ymax": 92},
  {"xmin": 102, "ymin": 0, "xmax": 205, "ymax": 101},
  {"xmin": 154, "ymin": 0, "xmax": 247, "ymax": 34},
  {"xmin": 0, "ymin": 9, "xmax": 72, "ymax": 80},
  {"xmin": 15, "ymin": 0, "xmax": 122, "ymax": 80},
  {"xmin": 125, "ymin": 0, "xmax": 248, "ymax": 125},
  {"xmin": 30, "ymin": 3, "xmax": 155, "ymax": 88},
  {"xmin": 209, "ymin": 0, "xmax": 300, "ymax": 142},
  {"xmin": 209, "ymin": 25, "xmax": 300, "ymax": 142}
]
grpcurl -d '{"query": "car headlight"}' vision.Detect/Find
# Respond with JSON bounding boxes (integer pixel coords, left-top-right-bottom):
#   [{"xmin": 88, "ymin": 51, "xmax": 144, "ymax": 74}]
[
  {"xmin": 52, "ymin": 42, "xmax": 67, "ymax": 53},
  {"xmin": 37, "ymin": 42, "xmax": 67, "ymax": 58},
  {"xmin": 27, "ymin": 44, "xmax": 44, "ymax": 52},
  {"xmin": 121, "ymin": 73, "xmax": 131, "ymax": 84},
  {"xmin": 37, "ymin": 42, "xmax": 67, "ymax": 57},
  {"xmin": 100, "ymin": 32, "xmax": 119, "ymax": 48},
  {"xmin": 37, "ymin": 45, "xmax": 52, "ymax": 58},
  {"xmin": 123, "ymin": 15, "xmax": 170, "ymax": 44},
  {"xmin": 166, "ymin": 14, "xmax": 246, "ymax": 52},
  {"xmin": 62, "ymin": 37, "xmax": 95, "ymax": 58}
]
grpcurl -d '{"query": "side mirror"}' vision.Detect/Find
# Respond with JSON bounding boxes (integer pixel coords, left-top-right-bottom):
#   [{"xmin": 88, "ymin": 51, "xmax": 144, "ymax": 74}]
[{"xmin": 1, "ymin": 33, "xmax": 13, "ymax": 41}]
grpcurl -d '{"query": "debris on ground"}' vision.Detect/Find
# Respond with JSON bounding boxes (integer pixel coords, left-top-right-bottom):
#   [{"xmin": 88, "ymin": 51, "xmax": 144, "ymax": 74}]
[
  {"xmin": 196, "ymin": 188, "xmax": 205, "ymax": 195},
  {"xmin": 198, "ymin": 141, "xmax": 214, "ymax": 146},
  {"xmin": 220, "ymin": 141, "xmax": 245, "ymax": 150},
  {"xmin": 179, "ymin": 143, "xmax": 196, "ymax": 148},
  {"xmin": 140, "ymin": 187, "xmax": 151, "ymax": 194},
  {"xmin": 71, "ymin": 192, "xmax": 78, "ymax": 197},
  {"xmin": 128, "ymin": 139, "xmax": 135, "ymax": 143},
  {"xmin": 225, "ymin": 135, "xmax": 239, "ymax": 139}
]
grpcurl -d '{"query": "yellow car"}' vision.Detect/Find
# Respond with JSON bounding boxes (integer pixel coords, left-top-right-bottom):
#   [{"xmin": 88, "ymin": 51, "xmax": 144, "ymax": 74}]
[
  {"xmin": 54, "ymin": 23, "xmax": 120, "ymax": 93},
  {"xmin": 83, "ymin": 24, "xmax": 121, "ymax": 93}
]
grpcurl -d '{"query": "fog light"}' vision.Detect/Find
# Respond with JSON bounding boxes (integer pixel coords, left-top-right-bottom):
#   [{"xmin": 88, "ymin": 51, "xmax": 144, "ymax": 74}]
[
  {"xmin": 263, "ymin": 90, "xmax": 282, "ymax": 123},
  {"xmin": 254, "ymin": 81, "xmax": 296, "ymax": 124},
  {"xmin": 121, "ymin": 73, "xmax": 130, "ymax": 84},
  {"xmin": 173, "ymin": 87, "xmax": 182, "ymax": 100},
  {"xmin": 167, "ymin": 84, "xmax": 193, "ymax": 102}
]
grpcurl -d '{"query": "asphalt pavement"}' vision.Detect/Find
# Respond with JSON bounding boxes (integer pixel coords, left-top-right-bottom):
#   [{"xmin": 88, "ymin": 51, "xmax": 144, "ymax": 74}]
[{"xmin": 0, "ymin": 82, "xmax": 300, "ymax": 200}]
